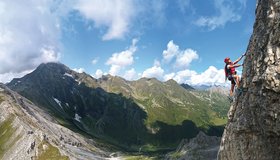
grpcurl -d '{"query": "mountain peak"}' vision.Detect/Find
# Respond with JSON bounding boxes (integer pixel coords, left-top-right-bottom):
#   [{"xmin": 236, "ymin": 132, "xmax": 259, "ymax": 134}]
[
  {"xmin": 37, "ymin": 62, "xmax": 70, "ymax": 72},
  {"xmin": 165, "ymin": 79, "xmax": 178, "ymax": 85},
  {"xmin": 139, "ymin": 77, "xmax": 160, "ymax": 83},
  {"xmin": 99, "ymin": 74, "xmax": 126, "ymax": 82},
  {"xmin": 8, "ymin": 62, "xmax": 77, "ymax": 90}
]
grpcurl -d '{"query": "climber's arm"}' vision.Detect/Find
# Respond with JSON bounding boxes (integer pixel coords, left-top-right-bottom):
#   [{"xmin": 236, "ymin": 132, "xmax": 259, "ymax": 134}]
[{"xmin": 233, "ymin": 53, "xmax": 246, "ymax": 64}]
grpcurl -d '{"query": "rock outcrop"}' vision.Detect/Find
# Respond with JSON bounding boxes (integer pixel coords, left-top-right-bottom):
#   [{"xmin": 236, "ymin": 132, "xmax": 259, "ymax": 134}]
[
  {"xmin": 218, "ymin": 0, "xmax": 280, "ymax": 159},
  {"xmin": 166, "ymin": 131, "xmax": 221, "ymax": 160}
]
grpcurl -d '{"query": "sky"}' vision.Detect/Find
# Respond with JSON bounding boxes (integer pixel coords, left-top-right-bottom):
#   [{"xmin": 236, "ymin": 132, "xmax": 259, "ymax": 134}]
[{"xmin": 0, "ymin": 0, "xmax": 256, "ymax": 86}]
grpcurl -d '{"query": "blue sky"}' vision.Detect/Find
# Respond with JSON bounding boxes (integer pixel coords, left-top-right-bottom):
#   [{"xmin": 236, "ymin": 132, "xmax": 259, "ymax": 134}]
[{"xmin": 0, "ymin": 0, "xmax": 256, "ymax": 85}]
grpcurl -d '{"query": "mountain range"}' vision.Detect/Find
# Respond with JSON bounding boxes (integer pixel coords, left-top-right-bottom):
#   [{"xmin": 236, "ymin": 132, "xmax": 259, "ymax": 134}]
[{"xmin": 6, "ymin": 62, "xmax": 230, "ymax": 153}]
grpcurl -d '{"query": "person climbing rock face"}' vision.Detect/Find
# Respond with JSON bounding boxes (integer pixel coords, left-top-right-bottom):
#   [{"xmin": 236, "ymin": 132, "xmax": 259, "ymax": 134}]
[{"xmin": 224, "ymin": 54, "xmax": 245, "ymax": 97}]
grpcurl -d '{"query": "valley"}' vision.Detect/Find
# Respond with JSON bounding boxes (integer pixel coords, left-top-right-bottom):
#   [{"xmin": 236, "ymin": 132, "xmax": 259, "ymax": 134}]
[{"xmin": 3, "ymin": 62, "xmax": 229, "ymax": 158}]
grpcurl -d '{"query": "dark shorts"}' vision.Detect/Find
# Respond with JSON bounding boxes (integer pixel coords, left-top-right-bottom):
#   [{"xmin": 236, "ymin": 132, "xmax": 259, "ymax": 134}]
[{"xmin": 228, "ymin": 75, "xmax": 236, "ymax": 85}]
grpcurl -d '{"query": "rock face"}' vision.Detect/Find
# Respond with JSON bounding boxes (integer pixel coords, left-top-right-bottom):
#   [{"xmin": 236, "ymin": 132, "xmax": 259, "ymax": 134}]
[{"xmin": 218, "ymin": 0, "xmax": 280, "ymax": 159}]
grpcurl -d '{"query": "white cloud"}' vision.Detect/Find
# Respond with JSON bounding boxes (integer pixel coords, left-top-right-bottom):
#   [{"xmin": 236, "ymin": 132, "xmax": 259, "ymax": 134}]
[
  {"xmin": 124, "ymin": 68, "xmax": 137, "ymax": 81},
  {"xmin": 0, "ymin": 0, "xmax": 64, "ymax": 82},
  {"xmin": 173, "ymin": 69, "xmax": 197, "ymax": 84},
  {"xmin": 39, "ymin": 46, "xmax": 60, "ymax": 63},
  {"xmin": 163, "ymin": 73, "xmax": 175, "ymax": 81},
  {"xmin": 142, "ymin": 62, "xmax": 164, "ymax": 80},
  {"xmin": 106, "ymin": 39, "xmax": 138, "ymax": 76},
  {"xmin": 163, "ymin": 66, "xmax": 226, "ymax": 86},
  {"xmin": 106, "ymin": 46, "xmax": 135, "ymax": 67},
  {"xmin": 189, "ymin": 66, "xmax": 225, "ymax": 85},
  {"xmin": 195, "ymin": 0, "xmax": 243, "ymax": 30},
  {"xmin": 95, "ymin": 69, "xmax": 103, "ymax": 79},
  {"xmin": 91, "ymin": 57, "xmax": 99, "ymax": 64},
  {"xmin": 162, "ymin": 40, "xmax": 198, "ymax": 68},
  {"xmin": 108, "ymin": 65, "xmax": 122, "ymax": 76},
  {"xmin": 175, "ymin": 49, "xmax": 198, "ymax": 68},
  {"xmin": 162, "ymin": 40, "xmax": 179, "ymax": 63},
  {"xmin": 73, "ymin": 68, "xmax": 85, "ymax": 73},
  {"xmin": 0, "ymin": 70, "xmax": 33, "ymax": 83},
  {"xmin": 75, "ymin": 0, "xmax": 135, "ymax": 40}
]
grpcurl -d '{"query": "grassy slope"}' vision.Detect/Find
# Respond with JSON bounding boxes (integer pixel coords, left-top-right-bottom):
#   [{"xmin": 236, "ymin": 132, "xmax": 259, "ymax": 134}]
[
  {"xmin": 37, "ymin": 140, "xmax": 69, "ymax": 160},
  {"xmin": 96, "ymin": 77, "xmax": 229, "ymax": 150},
  {"xmin": 106, "ymin": 78, "xmax": 229, "ymax": 128},
  {"xmin": 0, "ymin": 116, "xmax": 21, "ymax": 159}
]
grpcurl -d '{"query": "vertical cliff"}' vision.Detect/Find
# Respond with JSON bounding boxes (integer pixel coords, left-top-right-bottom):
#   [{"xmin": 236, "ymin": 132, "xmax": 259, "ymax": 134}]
[{"xmin": 218, "ymin": 0, "xmax": 280, "ymax": 159}]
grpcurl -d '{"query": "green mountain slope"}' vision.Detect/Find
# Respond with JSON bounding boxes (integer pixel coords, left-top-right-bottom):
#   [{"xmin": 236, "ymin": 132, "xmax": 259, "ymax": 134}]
[
  {"xmin": 98, "ymin": 76, "xmax": 229, "ymax": 128},
  {"xmin": 7, "ymin": 62, "xmax": 229, "ymax": 151}
]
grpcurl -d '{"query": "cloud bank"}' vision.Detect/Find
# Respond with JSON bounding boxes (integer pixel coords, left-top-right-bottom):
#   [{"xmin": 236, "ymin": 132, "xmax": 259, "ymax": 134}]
[
  {"xmin": 0, "ymin": 0, "xmax": 240, "ymax": 87},
  {"xmin": 0, "ymin": 0, "xmax": 62, "ymax": 82}
]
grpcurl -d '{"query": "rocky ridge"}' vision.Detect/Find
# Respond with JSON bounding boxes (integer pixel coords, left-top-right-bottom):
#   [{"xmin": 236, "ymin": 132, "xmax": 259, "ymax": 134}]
[
  {"xmin": 218, "ymin": 0, "xmax": 280, "ymax": 159},
  {"xmin": 0, "ymin": 83, "xmax": 112, "ymax": 160}
]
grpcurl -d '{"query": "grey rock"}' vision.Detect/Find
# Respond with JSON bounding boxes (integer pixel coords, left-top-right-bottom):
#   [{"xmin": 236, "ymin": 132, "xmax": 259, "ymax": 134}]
[
  {"xmin": 166, "ymin": 131, "xmax": 221, "ymax": 160},
  {"xmin": 218, "ymin": 0, "xmax": 280, "ymax": 159}
]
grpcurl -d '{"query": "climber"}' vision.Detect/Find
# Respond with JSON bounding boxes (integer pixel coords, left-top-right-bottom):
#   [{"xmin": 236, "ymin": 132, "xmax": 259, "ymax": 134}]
[{"xmin": 224, "ymin": 53, "xmax": 246, "ymax": 97}]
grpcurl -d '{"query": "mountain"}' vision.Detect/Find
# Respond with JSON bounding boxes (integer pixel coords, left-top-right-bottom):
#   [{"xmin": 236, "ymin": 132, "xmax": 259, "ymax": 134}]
[
  {"xmin": 192, "ymin": 85, "xmax": 212, "ymax": 90},
  {"xmin": 180, "ymin": 83, "xmax": 195, "ymax": 90},
  {"xmin": 0, "ymin": 83, "xmax": 111, "ymax": 160},
  {"xmin": 7, "ymin": 62, "xmax": 230, "ymax": 152},
  {"xmin": 8, "ymin": 63, "xmax": 149, "ymax": 151},
  {"xmin": 218, "ymin": 0, "xmax": 280, "ymax": 159},
  {"xmin": 97, "ymin": 75, "xmax": 229, "ymax": 129}
]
